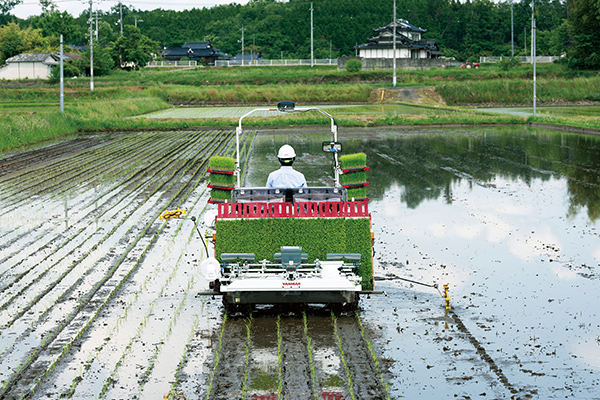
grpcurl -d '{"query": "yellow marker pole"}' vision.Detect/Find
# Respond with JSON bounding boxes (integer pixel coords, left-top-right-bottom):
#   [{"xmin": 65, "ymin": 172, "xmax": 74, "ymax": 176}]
[{"xmin": 444, "ymin": 284, "xmax": 451, "ymax": 310}]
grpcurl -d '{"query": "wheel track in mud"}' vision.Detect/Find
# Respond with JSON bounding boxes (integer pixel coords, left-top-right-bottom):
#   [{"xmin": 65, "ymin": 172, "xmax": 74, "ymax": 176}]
[
  {"xmin": 203, "ymin": 310, "xmax": 390, "ymax": 400},
  {"xmin": 0, "ymin": 129, "xmax": 257, "ymax": 400}
]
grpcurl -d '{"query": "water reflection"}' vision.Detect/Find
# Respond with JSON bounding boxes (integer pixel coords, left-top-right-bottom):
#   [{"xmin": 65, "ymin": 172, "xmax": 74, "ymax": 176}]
[{"xmin": 247, "ymin": 126, "xmax": 600, "ymax": 222}]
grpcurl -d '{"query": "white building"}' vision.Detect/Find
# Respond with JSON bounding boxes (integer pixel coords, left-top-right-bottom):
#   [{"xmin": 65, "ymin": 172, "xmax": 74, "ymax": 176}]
[
  {"xmin": 0, "ymin": 53, "xmax": 60, "ymax": 80},
  {"xmin": 356, "ymin": 19, "xmax": 443, "ymax": 60}
]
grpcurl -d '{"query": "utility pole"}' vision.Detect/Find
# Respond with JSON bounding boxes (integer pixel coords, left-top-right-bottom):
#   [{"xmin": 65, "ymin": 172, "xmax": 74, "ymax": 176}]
[
  {"xmin": 119, "ymin": 3, "xmax": 123, "ymax": 35},
  {"xmin": 532, "ymin": 0, "xmax": 536, "ymax": 116},
  {"xmin": 89, "ymin": 0, "xmax": 94, "ymax": 91},
  {"xmin": 310, "ymin": 2, "xmax": 314, "ymax": 67},
  {"xmin": 60, "ymin": 34, "xmax": 64, "ymax": 113},
  {"xmin": 511, "ymin": 0, "xmax": 514, "ymax": 57},
  {"xmin": 393, "ymin": 0, "xmax": 397, "ymax": 87},
  {"xmin": 240, "ymin": 25, "xmax": 245, "ymax": 66}
]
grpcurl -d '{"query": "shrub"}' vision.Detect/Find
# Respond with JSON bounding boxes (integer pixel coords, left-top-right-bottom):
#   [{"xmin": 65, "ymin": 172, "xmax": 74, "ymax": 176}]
[
  {"xmin": 49, "ymin": 62, "xmax": 80, "ymax": 83},
  {"xmin": 346, "ymin": 59, "xmax": 362, "ymax": 73},
  {"xmin": 498, "ymin": 57, "xmax": 519, "ymax": 71}
]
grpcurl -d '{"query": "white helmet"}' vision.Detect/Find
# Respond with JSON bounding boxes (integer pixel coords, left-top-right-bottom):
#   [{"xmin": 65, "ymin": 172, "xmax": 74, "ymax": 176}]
[{"xmin": 277, "ymin": 144, "xmax": 296, "ymax": 159}]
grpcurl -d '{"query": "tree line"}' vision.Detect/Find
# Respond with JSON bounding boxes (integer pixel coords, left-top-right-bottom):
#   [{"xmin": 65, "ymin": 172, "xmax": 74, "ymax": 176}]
[{"xmin": 1, "ymin": 0, "xmax": 598, "ymax": 72}]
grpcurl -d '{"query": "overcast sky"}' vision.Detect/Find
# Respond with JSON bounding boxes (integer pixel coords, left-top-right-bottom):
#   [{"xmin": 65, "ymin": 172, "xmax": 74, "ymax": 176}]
[{"xmin": 11, "ymin": 0, "xmax": 253, "ymax": 19}]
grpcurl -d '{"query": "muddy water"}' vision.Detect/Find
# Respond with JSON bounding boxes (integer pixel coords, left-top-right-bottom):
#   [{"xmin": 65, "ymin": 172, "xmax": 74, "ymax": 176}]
[
  {"xmin": 1, "ymin": 125, "xmax": 599, "ymax": 399},
  {"xmin": 246, "ymin": 126, "xmax": 600, "ymax": 399}
]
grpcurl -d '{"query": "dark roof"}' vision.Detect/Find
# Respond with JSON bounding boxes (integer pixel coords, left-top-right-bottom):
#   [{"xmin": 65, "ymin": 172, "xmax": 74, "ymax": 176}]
[
  {"xmin": 6, "ymin": 53, "xmax": 60, "ymax": 64},
  {"xmin": 183, "ymin": 41, "xmax": 213, "ymax": 50},
  {"xmin": 374, "ymin": 19, "xmax": 426, "ymax": 34},
  {"xmin": 64, "ymin": 52, "xmax": 84, "ymax": 61},
  {"xmin": 163, "ymin": 41, "xmax": 230, "ymax": 61}
]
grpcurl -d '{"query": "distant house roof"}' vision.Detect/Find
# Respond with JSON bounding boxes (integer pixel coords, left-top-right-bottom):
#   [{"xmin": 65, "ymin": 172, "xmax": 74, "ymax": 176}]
[
  {"xmin": 374, "ymin": 19, "xmax": 426, "ymax": 34},
  {"xmin": 6, "ymin": 53, "xmax": 60, "ymax": 65},
  {"xmin": 163, "ymin": 41, "xmax": 230, "ymax": 62},
  {"xmin": 64, "ymin": 52, "xmax": 84, "ymax": 61}
]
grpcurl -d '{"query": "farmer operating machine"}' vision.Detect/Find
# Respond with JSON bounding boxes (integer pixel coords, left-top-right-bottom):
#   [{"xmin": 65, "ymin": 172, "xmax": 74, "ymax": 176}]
[{"xmin": 166, "ymin": 102, "xmax": 376, "ymax": 312}]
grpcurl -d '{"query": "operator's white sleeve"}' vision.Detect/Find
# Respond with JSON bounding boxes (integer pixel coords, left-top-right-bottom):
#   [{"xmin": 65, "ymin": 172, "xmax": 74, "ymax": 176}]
[{"xmin": 266, "ymin": 166, "xmax": 307, "ymax": 188}]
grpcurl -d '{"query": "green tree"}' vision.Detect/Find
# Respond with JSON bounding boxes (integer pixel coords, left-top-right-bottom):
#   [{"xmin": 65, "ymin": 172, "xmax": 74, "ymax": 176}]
[
  {"xmin": 76, "ymin": 45, "xmax": 115, "ymax": 76},
  {"xmin": 0, "ymin": 0, "xmax": 21, "ymax": 14},
  {"xmin": 0, "ymin": 22, "xmax": 45, "ymax": 63},
  {"xmin": 49, "ymin": 61, "xmax": 80, "ymax": 83},
  {"xmin": 30, "ymin": 10, "xmax": 85, "ymax": 45},
  {"xmin": 110, "ymin": 25, "xmax": 159, "ymax": 68},
  {"xmin": 567, "ymin": 0, "xmax": 600, "ymax": 69},
  {"xmin": 0, "ymin": 26, "xmax": 22, "ymax": 63},
  {"xmin": 346, "ymin": 58, "xmax": 362, "ymax": 72}
]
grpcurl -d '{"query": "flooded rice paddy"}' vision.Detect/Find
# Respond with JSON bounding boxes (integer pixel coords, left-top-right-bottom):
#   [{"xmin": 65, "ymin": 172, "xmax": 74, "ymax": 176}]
[
  {"xmin": 142, "ymin": 104, "xmax": 429, "ymax": 119},
  {"xmin": 477, "ymin": 105, "xmax": 600, "ymax": 118},
  {"xmin": 1, "ymin": 124, "xmax": 599, "ymax": 399}
]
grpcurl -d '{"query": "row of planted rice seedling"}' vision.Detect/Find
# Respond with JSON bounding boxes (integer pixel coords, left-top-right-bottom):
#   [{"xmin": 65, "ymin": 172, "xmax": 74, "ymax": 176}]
[
  {"xmin": 355, "ymin": 312, "xmax": 391, "ymax": 399},
  {"xmin": 0, "ymin": 131, "xmax": 221, "ymax": 331},
  {"xmin": 66, "ymin": 187, "xmax": 210, "ymax": 399},
  {"xmin": 303, "ymin": 312, "xmax": 320, "ymax": 400},
  {"xmin": 0, "ymin": 130, "xmax": 232, "ymax": 398},
  {"xmin": 331, "ymin": 312, "xmax": 356, "ymax": 400},
  {"xmin": 203, "ymin": 314, "xmax": 229, "ymax": 400},
  {"xmin": 51, "ymin": 137, "xmax": 220, "ymax": 399}
]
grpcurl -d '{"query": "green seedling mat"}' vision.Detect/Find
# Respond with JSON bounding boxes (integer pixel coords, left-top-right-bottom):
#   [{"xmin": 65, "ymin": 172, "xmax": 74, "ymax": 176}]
[{"xmin": 215, "ymin": 217, "xmax": 373, "ymax": 290}]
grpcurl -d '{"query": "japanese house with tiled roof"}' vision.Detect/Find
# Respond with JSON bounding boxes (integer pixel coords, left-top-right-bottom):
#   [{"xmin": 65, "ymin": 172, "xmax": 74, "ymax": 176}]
[
  {"xmin": 356, "ymin": 19, "xmax": 443, "ymax": 60},
  {"xmin": 162, "ymin": 41, "xmax": 229, "ymax": 65}
]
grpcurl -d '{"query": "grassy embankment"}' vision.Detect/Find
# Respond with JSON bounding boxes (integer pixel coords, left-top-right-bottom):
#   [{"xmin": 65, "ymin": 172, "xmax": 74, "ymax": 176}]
[{"xmin": 1, "ymin": 64, "xmax": 599, "ymax": 153}]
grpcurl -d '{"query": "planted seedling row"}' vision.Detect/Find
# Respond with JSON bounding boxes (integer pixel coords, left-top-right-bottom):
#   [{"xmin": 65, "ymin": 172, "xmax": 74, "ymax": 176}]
[
  {"xmin": 0, "ymin": 131, "xmax": 217, "ymax": 324},
  {"xmin": 0, "ymin": 130, "xmax": 195, "ymax": 256},
  {"xmin": 0, "ymin": 131, "xmax": 207, "ymax": 279},
  {"xmin": 0, "ymin": 136, "xmax": 102, "ymax": 179},
  {"xmin": 198, "ymin": 309, "xmax": 389, "ymax": 400},
  {"xmin": 0, "ymin": 130, "xmax": 232, "ymax": 396},
  {"xmin": 332, "ymin": 312, "xmax": 390, "ymax": 399},
  {"xmin": 0, "ymin": 131, "xmax": 222, "ymax": 302},
  {"xmin": 44, "ymin": 187, "xmax": 210, "ymax": 399},
  {"xmin": 1, "ymin": 129, "xmax": 175, "ymax": 194},
  {"xmin": 204, "ymin": 316, "xmax": 249, "ymax": 400}
]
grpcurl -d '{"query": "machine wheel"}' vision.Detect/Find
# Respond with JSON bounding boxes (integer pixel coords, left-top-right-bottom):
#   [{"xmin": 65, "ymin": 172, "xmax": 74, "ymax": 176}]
[{"xmin": 222, "ymin": 297, "xmax": 252, "ymax": 315}]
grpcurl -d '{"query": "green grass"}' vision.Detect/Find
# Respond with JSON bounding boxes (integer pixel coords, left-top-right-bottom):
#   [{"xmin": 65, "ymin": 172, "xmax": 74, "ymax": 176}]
[
  {"xmin": 346, "ymin": 187, "xmax": 367, "ymax": 201},
  {"xmin": 437, "ymin": 76, "xmax": 600, "ymax": 106},
  {"xmin": 209, "ymin": 173, "xmax": 235, "ymax": 186},
  {"xmin": 162, "ymin": 83, "xmax": 372, "ymax": 103},
  {"xmin": 340, "ymin": 171, "xmax": 366, "ymax": 184},
  {"xmin": 2, "ymin": 63, "xmax": 600, "ymax": 154}
]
